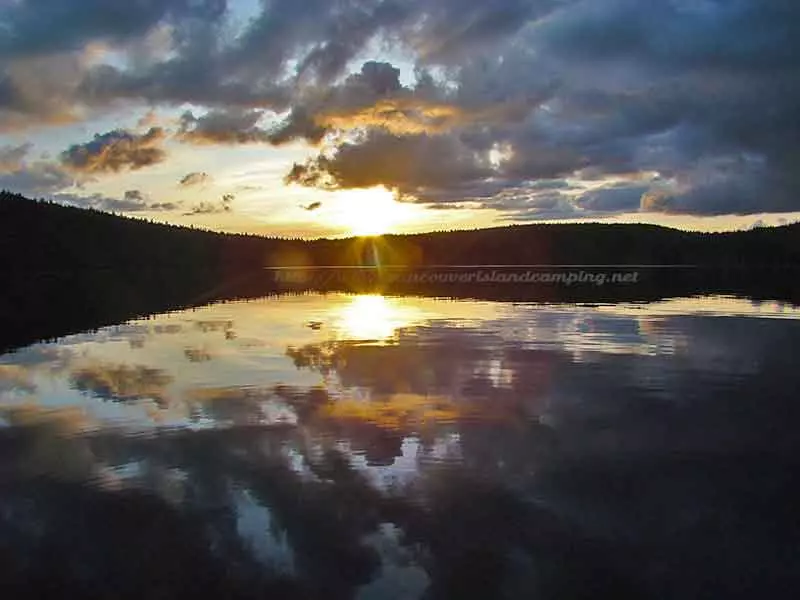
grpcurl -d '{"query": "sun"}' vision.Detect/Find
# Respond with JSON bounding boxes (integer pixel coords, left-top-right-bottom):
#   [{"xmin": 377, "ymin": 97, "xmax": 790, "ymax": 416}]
[{"xmin": 330, "ymin": 187, "xmax": 419, "ymax": 236}]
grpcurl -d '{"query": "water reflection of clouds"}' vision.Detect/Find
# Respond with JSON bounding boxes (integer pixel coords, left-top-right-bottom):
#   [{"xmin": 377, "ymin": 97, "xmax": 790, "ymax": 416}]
[
  {"xmin": 1, "ymin": 294, "xmax": 799, "ymax": 599},
  {"xmin": 0, "ymin": 294, "xmax": 796, "ymax": 439},
  {"xmin": 0, "ymin": 364, "xmax": 36, "ymax": 396}
]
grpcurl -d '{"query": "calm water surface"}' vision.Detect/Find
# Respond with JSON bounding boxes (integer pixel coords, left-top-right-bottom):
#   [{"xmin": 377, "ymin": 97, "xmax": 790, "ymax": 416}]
[{"xmin": 1, "ymin": 294, "xmax": 799, "ymax": 599}]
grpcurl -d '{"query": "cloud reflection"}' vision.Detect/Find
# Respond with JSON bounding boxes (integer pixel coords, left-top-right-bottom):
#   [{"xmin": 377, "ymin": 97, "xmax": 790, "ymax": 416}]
[
  {"xmin": 0, "ymin": 294, "xmax": 799, "ymax": 599},
  {"xmin": 71, "ymin": 364, "xmax": 174, "ymax": 407}
]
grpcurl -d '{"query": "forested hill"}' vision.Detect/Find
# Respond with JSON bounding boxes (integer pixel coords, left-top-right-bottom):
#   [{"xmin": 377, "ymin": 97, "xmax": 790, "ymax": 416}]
[
  {"xmin": 313, "ymin": 221, "xmax": 800, "ymax": 266},
  {"xmin": 0, "ymin": 191, "xmax": 282, "ymax": 275},
  {"xmin": 2, "ymin": 190, "xmax": 800, "ymax": 352},
  {"xmin": 2, "ymin": 190, "xmax": 800, "ymax": 269}
]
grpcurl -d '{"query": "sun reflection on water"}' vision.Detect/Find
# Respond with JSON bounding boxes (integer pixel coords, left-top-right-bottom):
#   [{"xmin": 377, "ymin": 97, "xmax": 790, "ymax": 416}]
[{"xmin": 333, "ymin": 294, "xmax": 424, "ymax": 342}]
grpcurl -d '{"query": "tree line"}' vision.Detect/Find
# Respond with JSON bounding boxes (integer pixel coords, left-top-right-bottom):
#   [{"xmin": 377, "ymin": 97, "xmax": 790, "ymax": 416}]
[{"xmin": 1, "ymin": 190, "xmax": 799, "ymax": 352}]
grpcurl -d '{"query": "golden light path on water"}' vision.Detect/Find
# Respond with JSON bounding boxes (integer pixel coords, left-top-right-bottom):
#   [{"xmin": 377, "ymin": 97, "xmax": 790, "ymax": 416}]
[
  {"xmin": 333, "ymin": 294, "xmax": 428, "ymax": 342},
  {"xmin": 2, "ymin": 293, "xmax": 797, "ymax": 434}
]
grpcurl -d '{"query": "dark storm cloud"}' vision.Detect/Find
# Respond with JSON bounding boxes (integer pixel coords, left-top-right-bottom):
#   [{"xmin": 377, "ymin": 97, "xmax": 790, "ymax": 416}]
[
  {"xmin": 53, "ymin": 0, "xmax": 559, "ymax": 114},
  {"xmin": 72, "ymin": 0, "xmax": 398, "ymax": 111},
  {"xmin": 176, "ymin": 107, "xmax": 326, "ymax": 146},
  {"xmin": 60, "ymin": 127, "xmax": 168, "ymax": 174},
  {"xmin": 539, "ymin": 0, "xmax": 800, "ymax": 72},
  {"xmin": 292, "ymin": 61, "xmax": 476, "ymax": 138},
  {"xmin": 7, "ymin": 1, "xmax": 543, "ymax": 133},
  {"xmin": 524, "ymin": 179, "xmax": 569, "ymax": 191},
  {"xmin": 0, "ymin": 0, "xmax": 227, "ymax": 59},
  {"xmin": 639, "ymin": 153, "xmax": 800, "ymax": 216},
  {"xmin": 2, "ymin": 0, "xmax": 800, "ymax": 218},
  {"xmin": 177, "ymin": 109, "xmax": 271, "ymax": 145},
  {"xmin": 576, "ymin": 184, "xmax": 649, "ymax": 213},
  {"xmin": 0, "ymin": 1, "xmax": 233, "ymax": 128},
  {"xmin": 266, "ymin": 107, "xmax": 327, "ymax": 146},
  {"xmin": 282, "ymin": 0, "xmax": 800, "ymax": 218},
  {"xmin": 402, "ymin": 0, "xmax": 562, "ymax": 64},
  {"xmin": 286, "ymin": 131, "xmax": 492, "ymax": 197},
  {"xmin": 524, "ymin": 0, "xmax": 800, "ymax": 215}
]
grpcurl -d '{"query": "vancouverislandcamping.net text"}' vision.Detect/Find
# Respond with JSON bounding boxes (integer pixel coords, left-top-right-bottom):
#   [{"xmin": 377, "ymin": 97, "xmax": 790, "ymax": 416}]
[{"xmin": 272, "ymin": 269, "xmax": 642, "ymax": 287}]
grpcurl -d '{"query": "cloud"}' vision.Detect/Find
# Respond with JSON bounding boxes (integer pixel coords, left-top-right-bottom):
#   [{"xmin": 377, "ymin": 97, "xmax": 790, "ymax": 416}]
[
  {"xmin": 0, "ymin": 160, "xmax": 74, "ymax": 196},
  {"xmin": 0, "ymin": 48, "xmax": 101, "ymax": 131},
  {"xmin": 68, "ymin": 0, "xmax": 551, "ymax": 117},
  {"xmin": 639, "ymin": 154, "xmax": 798, "ymax": 216},
  {"xmin": 177, "ymin": 109, "xmax": 272, "ymax": 145},
  {"xmin": 286, "ymin": 131, "xmax": 492, "ymax": 199},
  {"xmin": 122, "ymin": 189, "xmax": 181, "ymax": 212},
  {"xmin": 0, "ymin": 142, "xmax": 173, "ymax": 214},
  {"xmin": 39, "ymin": 0, "xmax": 549, "ymax": 123},
  {"xmin": 0, "ymin": 145, "xmax": 181, "ymax": 213},
  {"xmin": 71, "ymin": 363, "xmax": 174, "ymax": 406},
  {"xmin": 179, "ymin": 171, "xmax": 212, "ymax": 188},
  {"xmin": 0, "ymin": 0, "xmax": 226, "ymax": 60},
  {"xmin": 136, "ymin": 108, "xmax": 161, "ymax": 128},
  {"xmin": 0, "ymin": 0, "xmax": 798, "ymax": 218},
  {"xmin": 0, "ymin": 365, "xmax": 36, "ymax": 395},
  {"xmin": 60, "ymin": 127, "xmax": 168, "ymax": 174},
  {"xmin": 124, "ymin": 189, "xmax": 146, "ymax": 202},
  {"xmin": 280, "ymin": 1, "xmax": 800, "ymax": 218},
  {"xmin": 0, "ymin": 153, "xmax": 177, "ymax": 213},
  {"xmin": 575, "ymin": 184, "xmax": 650, "ymax": 213},
  {"xmin": 304, "ymin": 61, "xmax": 470, "ymax": 138},
  {"xmin": 54, "ymin": 190, "xmax": 180, "ymax": 213},
  {"xmin": 272, "ymin": 59, "xmax": 533, "ymax": 144},
  {"xmin": 185, "ymin": 193, "xmax": 234, "ymax": 215},
  {"xmin": 176, "ymin": 107, "xmax": 328, "ymax": 146},
  {"xmin": 487, "ymin": 192, "xmax": 578, "ymax": 222},
  {"xmin": 0, "ymin": 143, "xmax": 32, "ymax": 173},
  {"xmin": 266, "ymin": 107, "xmax": 328, "ymax": 146}
]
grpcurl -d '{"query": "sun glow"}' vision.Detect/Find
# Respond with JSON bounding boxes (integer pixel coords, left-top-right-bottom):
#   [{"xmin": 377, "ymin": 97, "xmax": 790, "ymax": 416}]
[
  {"xmin": 335, "ymin": 295, "xmax": 424, "ymax": 341},
  {"xmin": 329, "ymin": 187, "xmax": 420, "ymax": 236}
]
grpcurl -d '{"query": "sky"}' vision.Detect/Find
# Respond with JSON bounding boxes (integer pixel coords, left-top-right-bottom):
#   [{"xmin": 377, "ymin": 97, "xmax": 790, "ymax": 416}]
[{"xmin": 0, "ymin": 0, "xmax": 799, "ymax": 238}]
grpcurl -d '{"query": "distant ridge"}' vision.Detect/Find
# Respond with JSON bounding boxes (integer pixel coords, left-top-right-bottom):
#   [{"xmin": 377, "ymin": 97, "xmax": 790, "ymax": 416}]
[
  {"xmin": 2, "ymin": 190, "xmax": 800, "ymax": 271},
  {"xmin": 2, "ymin": 190, "xmax": 800, "ymax": 352}
]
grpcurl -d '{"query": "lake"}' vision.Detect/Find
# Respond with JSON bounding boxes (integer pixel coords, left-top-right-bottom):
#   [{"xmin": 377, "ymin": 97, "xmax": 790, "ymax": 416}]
[{"xmin": 1, "ymin": 293, "xmax": 798, "ymax": 599}]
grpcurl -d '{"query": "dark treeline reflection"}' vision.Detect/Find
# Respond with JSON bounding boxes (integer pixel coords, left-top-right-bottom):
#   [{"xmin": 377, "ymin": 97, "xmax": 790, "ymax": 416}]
[
  {"xmin": 3, "ymin": 190, "xmax": 800, "ymax": 352},
  {"xmin": 1, "ymin": 299, "xmax": 799, "ymax": 599},
  {"xmin": 4, "ymin": 264, "xmax": 800, "ymax": 354}
]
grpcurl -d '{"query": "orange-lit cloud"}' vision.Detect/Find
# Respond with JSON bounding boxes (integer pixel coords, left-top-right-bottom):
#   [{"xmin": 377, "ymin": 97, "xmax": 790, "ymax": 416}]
[{"xmin": 61, "ymin": 127, "xmax": 168, "ymax": 174}]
